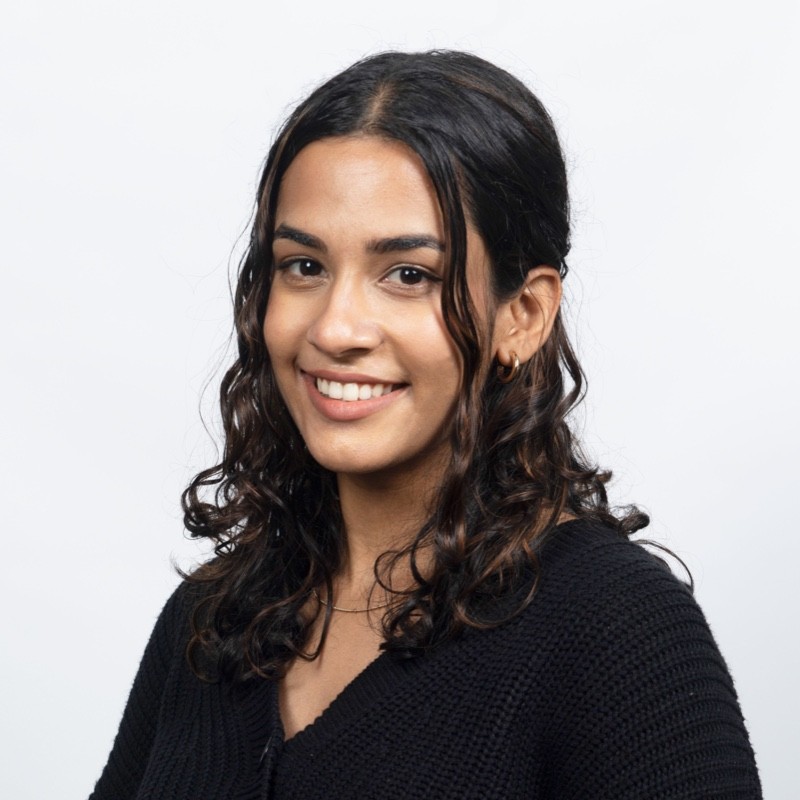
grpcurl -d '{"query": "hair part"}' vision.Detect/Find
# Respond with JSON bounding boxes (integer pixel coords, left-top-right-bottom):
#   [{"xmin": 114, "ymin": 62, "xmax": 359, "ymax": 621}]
[{"xmin": 181, "ymin": 50, "xmax": 649, "ymax": 683}]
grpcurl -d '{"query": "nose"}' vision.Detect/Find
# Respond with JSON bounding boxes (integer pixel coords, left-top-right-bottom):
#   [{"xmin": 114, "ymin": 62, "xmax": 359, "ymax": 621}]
[{"xmin": 306, "ymin": 274, "xmax": 382, "ymax": 357}]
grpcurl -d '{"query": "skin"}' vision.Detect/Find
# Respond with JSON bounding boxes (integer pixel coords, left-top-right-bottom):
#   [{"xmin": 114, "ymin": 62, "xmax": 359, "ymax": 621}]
[{"xmin": 263, "ymin": 135, "xmax": 562, "ymax": 738}]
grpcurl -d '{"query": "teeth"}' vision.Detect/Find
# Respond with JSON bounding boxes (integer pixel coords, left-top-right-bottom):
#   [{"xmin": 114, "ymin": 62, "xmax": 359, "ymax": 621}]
[{"xmin": 316, "ymin": 378, "xmax": 394, "ymax": 402}]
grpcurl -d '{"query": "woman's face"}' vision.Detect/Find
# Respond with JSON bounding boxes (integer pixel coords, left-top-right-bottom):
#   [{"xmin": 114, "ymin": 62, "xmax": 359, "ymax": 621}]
[{"xmin": 263, "ymin": 135, "xmax": 492, "ymax": 481}]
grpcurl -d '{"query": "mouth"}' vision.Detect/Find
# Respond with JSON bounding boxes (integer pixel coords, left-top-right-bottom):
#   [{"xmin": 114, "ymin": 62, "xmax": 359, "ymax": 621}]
[
  {"xmin": 301, "ymin": 371, "xmax": 407, "ymax": 421},
  {"xmin": 314, "ymin": 377, "xmax": 399, "ymax": 402}
]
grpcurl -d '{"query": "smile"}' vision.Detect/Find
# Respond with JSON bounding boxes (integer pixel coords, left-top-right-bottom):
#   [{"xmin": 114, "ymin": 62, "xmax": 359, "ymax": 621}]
[{"xmin": 316, "ymin": 378, "xmax": 395, "ymax": 402}]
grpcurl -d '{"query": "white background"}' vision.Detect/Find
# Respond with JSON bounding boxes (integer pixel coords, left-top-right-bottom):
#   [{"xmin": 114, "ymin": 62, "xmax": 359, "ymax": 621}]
[{"xmin": 2, "ymin": 1, "xmax": 797, "ymax": 797}]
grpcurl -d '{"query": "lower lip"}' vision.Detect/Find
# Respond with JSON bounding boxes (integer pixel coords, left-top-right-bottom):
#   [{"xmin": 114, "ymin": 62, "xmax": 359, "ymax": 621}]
[{"xmin": 303, "ymin": 373, "xmax": 406, "ymax": 421}]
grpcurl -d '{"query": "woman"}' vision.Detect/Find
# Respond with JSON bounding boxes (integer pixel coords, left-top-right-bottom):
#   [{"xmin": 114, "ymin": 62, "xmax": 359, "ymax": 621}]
[{"xmin": 90, "ymin": 51, "xmax": 761, "ymax": 798}]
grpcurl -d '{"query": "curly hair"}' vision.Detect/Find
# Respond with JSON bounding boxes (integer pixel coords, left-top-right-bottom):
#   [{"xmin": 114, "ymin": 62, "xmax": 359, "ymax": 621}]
[{"xmin": 181, "ymin": 50, "xmax": 649, "ymax": 683}]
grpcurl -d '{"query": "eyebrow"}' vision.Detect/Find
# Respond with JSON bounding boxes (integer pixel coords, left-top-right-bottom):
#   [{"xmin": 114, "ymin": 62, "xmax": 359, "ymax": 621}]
[
  {"xmin": 274, "ymin": 224, "xmax": 326, "ymax": 252},
  {"xmin": 273, "ymin": 224, "xmax": 445, "ymax": 255},
  {"xmin": 369, "ymin": 235, "xmax": 445, "ymax": 254}
]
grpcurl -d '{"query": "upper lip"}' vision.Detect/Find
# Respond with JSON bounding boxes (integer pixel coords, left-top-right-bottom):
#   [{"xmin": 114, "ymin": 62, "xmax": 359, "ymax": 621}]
[{"xmin": 302, "ymin": 368, "xmax": 404, "ymax": 385}]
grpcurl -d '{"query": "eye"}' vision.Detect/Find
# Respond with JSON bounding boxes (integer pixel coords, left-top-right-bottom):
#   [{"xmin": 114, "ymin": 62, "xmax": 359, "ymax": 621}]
[
  {"xmin": 278, "ymin": 258, "xmax": 324, "ymax": 278},
  {"xmin": 384, "ymin": 266, "xmax": 437, "ymax": 286}
]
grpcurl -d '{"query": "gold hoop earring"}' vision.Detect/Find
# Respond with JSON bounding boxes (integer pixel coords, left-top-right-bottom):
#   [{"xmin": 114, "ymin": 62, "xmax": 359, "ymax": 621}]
[{"xmin": 497, "ymin": 351, "xmax": 520, "ymax": 383}]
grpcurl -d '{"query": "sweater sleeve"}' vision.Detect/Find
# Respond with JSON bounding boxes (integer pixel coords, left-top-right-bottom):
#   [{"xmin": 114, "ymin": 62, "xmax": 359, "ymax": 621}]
[
  {"xmin": 88, "ymin": 583, "xmax": 189, "ymax": 800},
  {"xmin": 545, "ymin": 541, "xmax": 762, "ymax": 799}
]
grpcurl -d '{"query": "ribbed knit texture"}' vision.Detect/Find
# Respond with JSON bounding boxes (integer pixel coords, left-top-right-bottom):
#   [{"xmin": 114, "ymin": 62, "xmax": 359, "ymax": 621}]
[{"xmin": 90, "ymin": 521, "xmax": 762, "ymax": 799}]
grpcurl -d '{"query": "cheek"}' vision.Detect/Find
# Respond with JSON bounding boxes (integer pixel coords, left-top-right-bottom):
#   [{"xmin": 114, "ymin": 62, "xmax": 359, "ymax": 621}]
[
  {"xmin": 262, "ymin": 297, "xmax": 293, "ymax": 362},
  {"xmin": 430, "ymin": 306, "xmax": 460, "ymax": 364},
  {"xmin": 406, "ymin": 307, "xmax": 461, "ymax": 385},
  {"xmin": 262, "ymin": 308, "xmax": 276, "ymax": 353},
  {"xmin": 262, "ymin": 301, "xmax": 302, "ymax": 422}
]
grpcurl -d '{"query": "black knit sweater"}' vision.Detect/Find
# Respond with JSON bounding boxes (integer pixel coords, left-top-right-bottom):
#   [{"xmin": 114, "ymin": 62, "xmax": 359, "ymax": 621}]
[{"xmin": 90, "ymin": 521, "xmax": 762, "ymax": 799}]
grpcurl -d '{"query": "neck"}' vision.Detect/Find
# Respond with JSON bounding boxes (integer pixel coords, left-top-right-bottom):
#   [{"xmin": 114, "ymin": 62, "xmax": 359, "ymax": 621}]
[{"xmin": 334, "ymin": 455, "xmax": 446, "ymax": 597}]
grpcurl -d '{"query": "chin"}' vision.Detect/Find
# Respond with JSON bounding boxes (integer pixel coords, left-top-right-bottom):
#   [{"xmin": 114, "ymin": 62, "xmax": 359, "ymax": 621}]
[{"xmin": 309, "ymin": 451, "xmax": 394, "ymax": 476}]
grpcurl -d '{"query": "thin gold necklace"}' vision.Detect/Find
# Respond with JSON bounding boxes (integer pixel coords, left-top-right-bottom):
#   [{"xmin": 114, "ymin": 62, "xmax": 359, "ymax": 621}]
[{"xmin": 312, "ymin": 588, "xmax": 393, "ymax": 614}]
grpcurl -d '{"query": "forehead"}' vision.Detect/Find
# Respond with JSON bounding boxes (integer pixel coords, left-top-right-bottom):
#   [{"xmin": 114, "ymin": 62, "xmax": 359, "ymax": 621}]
[{"xmin": 274, "ymin": 136, "xmax": 444, "ymax": 242}]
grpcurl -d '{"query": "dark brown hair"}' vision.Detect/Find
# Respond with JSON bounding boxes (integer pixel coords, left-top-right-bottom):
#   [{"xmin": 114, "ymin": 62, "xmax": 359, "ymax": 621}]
[{"xmin": 181, "ymin": 50, "xmax": 648, "ymax": 682}]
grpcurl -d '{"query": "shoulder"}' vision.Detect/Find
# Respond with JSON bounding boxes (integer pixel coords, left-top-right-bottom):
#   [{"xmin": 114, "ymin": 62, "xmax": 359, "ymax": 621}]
[
  {"xmin": 512, "ymin": 520, "xmax": 762, "ymax": 796},
  {"xmin": 142, "ymin": 578, "xmax": 204, "ymax": 659},
  {"xmin": 538, "ymin": 517, "xmax": 681, "ymax": 577},
  {"xmin": 534, "ymin": 518, "xmax": 695, "ymax": 616},
  {"xmin": 527, "ymin": 519, "xmax": 713, "ymax": 669},
  {"xmin": 159, "ymin": 578, "xmax": 199, "ymax": 626}
]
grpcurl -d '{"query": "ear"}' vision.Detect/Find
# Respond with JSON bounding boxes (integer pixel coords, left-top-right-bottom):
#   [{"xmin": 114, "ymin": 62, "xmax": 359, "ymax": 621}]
[{"xmin": 492, "ymin": 266, "xmax": 562, "ymax": 367}]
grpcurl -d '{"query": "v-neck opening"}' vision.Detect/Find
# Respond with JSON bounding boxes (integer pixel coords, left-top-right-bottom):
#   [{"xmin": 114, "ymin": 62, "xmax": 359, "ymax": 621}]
[
  {"xmin": 278, "ymin": 647, "xmax": 412, "ymax": 752},
  {"xmin": 259, "ymin": 520, "xmax": 589, "ymax": 759}
]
